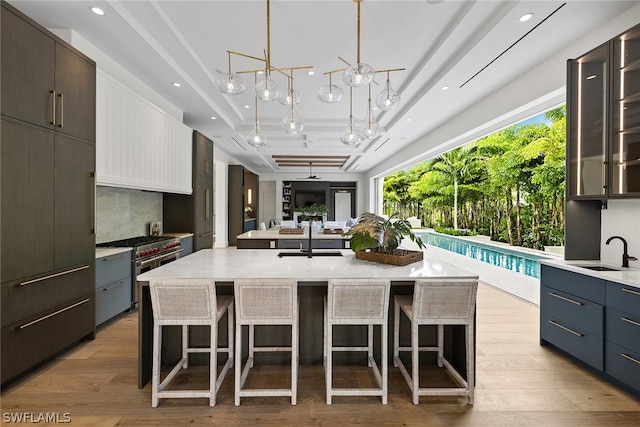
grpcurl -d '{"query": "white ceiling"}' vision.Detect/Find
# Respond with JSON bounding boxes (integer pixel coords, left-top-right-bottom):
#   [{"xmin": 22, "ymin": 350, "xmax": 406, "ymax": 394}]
[{"xmin": 10, "ymin": 0, "xmax": 640, "ymax": 176}]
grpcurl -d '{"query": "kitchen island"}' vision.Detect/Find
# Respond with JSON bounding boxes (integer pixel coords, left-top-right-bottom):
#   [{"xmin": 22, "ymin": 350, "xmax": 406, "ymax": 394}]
[
  {"xmin": 136, "ymin": 248, "xmax": 478, "ymax": 388},
  {"xmin": 235, "ymin": 229, "xmax": 350, "ymax": 249}
]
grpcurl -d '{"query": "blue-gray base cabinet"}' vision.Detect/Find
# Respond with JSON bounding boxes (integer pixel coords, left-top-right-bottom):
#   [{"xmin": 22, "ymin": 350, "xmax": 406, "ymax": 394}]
[
  {"xmin": 95, "ymin": 250, "xmax": 132, "ymax": 326},
  {"xmin": 540, "ymin": 264, "xmax": 640, "ymax": 398}
]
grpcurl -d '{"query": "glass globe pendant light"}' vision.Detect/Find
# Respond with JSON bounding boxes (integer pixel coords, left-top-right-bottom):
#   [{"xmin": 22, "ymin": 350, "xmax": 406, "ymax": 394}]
[
  {"xmin": 376, "ymin": 70, "xmax": 401, "ymax": 111},
  {"xmin": 360, "ymin": 84, "xmax": 382, "ymax": 140},
  {"xmin": 317, "ymin": 72, "xmax": 343, "ymax": 103},
  {"xmin": 341, "ymin": 87, "xmax": 361, "ymax": 146},
  {"xmin": 278, "ymin": 75, "xmax": 301, "ymax": 105},
  {"xmin": 281, "ymin": 75, "xmax": 304, "ymax": 134},
  {"xmin": 214, "ymin": 51, "xmax": 246, "ymax": 95},
  {"xmin": 247, "ymin": 73, "xmax": 268, "ymax": 147},
  {"xmin": 342, "ymin": 0, "xmax": 374, "ymax": 87},
  {"xmin": 255, "ymin": 69, "xmax": 281, "ymax": 102}
]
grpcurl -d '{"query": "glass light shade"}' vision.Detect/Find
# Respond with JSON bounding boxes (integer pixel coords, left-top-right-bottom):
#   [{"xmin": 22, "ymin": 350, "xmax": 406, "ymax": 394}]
[
  {"xmin": 317, "ymin": 84, "xmax": 343, "ymax": 103},
  {"xmin": 277, "ymin": 89, "xmax": 301, "ymax": 106},
  {"xmin": 255, "ymin": 75, "xmax": 281, "ymax": 102},
  {"xmin": 342, "ymin": 63, "xmax": 375, "ymax": 87},
  {"xmin": 340, "ymin": 125, "xmax": 361, "ymax": 146},
  {"xmin": 247, "ymin": 123, "xmax": 267, "ymax": 147},
  {"xmin": 359, "ymin": 119, "xmax": 382, "ymax": 140},
  {"xmin": 214, "ymin": 69, "xmax": 246, "ymax": 95},
  {"xmin": 376, "ymin": 84, "xmax": 401, "ymax": 110},
  {"xmin": 281, "ymin": 110, "xmax": 304, "ymax": 134}
]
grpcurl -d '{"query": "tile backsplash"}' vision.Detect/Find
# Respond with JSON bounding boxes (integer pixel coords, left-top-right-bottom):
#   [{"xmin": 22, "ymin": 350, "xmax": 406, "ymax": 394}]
[{"xmin": 96, "ymin": 186, "xmax": 162, "ymax": 243}]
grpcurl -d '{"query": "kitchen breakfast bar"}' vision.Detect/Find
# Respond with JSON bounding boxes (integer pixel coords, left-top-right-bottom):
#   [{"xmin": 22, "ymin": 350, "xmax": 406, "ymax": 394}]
[{"xmin": 136, "ymin": 248, "xmax": 479, "ymax": 389}]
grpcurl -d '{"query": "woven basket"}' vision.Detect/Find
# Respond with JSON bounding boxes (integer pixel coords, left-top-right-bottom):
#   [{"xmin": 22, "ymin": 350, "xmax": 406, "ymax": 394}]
[{"xmin": 354, "ymin": 248, "xmax": 423, "ymax": 266}]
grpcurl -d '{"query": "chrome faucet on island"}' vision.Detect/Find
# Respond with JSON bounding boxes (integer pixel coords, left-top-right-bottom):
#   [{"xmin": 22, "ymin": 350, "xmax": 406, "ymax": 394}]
[{"xmin": 605, "ymin": 235, "xmax": 638, "ymax": 268}]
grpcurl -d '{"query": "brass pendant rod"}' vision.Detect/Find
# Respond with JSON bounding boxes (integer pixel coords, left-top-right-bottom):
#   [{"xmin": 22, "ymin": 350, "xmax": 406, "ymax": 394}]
[
  {"xmin": 374, "ymin": 67, "xmax": 406, "ymax": 73},
  {"xmin": 324, "ymin": 66, "xmax": 348, "ymax": 75},
  {"xmin": 289, "ymin": 71, "xmax": 295, "ymax": 120},
  {"xmin": 227, "ymin": 50, "xmax": 266, "ymax": 63},
  {"xmin": 253, "ymin": 72, "xmax": 259, "ymax": 129},
  {"xmin": 348, "ymin": 86, "xmax": 354, "ymax": 132},
  {"xmin": 356, "ymin": 0, "xmax": 361, "ymax": 64},
  {"xmin": 367, "ymin": 84, "xmax": 372, "ymax": 127},
  {"xmin": 266, "ymin": 0, "xmax": 271, "ymax": 72}
]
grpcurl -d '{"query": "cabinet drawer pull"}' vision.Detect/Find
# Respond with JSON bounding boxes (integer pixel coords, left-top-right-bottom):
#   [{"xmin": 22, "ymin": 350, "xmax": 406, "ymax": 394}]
[
  {"xmin": 549, "ymin": 292, "xmax": 583, "ymax": 306},
  {"xmin": 621, "ymin": 352, "xmax": 640, "ymax": 366},
  {"xmin": 198, "ymin": 231, "xmax": 213, "ymax": 238},
  {"xmin": 50, "ymin": 90, "xmax": 56, "ymax": 125},
  {"xmin": 104, "ymin": 281, "xmax": 126, "ymax": 292},
  {"xmin": 548, "ymin": 320, "xmax": 583, "ymax": 337},
  {"xmin": 102, "ymin": 254, "xmax": 125, "ymax": 262},
  {"xmin": 622, "ymin": 317, "xmax": 640, "ymax": 328},
  {"xmin": 58, "ymin": 92, "xmax": 64, "ymax": 128},
  {"xmin": 17, "ymin": 298, "xmax": 90, "ymax": 330},
  {"xmin": 18, "ymin": 265, "xmax": 90, "ymax": 287},
  {"xmin": 205, "ymin": 189, "xmax": 210, "ymax": 220},
  {"xmin": 621, "ymin": 288, "xmax": 640, "ymax": 297}
]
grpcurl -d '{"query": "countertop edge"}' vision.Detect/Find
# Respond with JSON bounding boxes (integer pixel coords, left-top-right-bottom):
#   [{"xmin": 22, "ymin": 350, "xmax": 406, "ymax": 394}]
[{"xmin": 540, "ymin": 259, "xmax": 640, "ymax": 289}]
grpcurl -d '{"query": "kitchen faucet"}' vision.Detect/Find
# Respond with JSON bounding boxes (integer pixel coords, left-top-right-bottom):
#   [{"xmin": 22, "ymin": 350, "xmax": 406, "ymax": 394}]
[
  {"xmin": 307, "ymin": 220, "xmax": 313, "ymax": 258},
  {"xmin": 605, "ymin": 235, "xmax": 637, "ymax": 268}
]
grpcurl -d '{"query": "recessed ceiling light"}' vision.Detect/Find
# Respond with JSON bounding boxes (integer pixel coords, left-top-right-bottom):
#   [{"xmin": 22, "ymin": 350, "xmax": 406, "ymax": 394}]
[
  {"xmin": 244, "ymin": 105, "xmax": 250, "ymax": 109},
  {"xmin": 441, "ymin": 86, "xmax": 450, "ymax": 91},
  {"xmin": 172, "ymin": 82, "xmax": 181, "ymax": 87},
  {"xmin": 519, "ymin": 13, "xmax": 534, "ymax": 22},
  {"xmin": 308, "ymin": 71, "xmax": 315, "ymax": 76},
  {"xmin": 91, "ymin": 7, "xmax": 105, "ymax": 16},
  {"xmin": 210, "ymin": 116, "xmax": 217, "ymax": 120},
  {"xmin": 405, "ymin": 118, "xmax": 412, "ymax": 122}
]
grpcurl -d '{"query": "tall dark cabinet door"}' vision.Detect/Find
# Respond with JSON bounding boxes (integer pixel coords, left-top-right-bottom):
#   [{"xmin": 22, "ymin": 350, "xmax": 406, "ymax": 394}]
[
  {"xmin": 0, "ymin": 8, "xmax": 55, "ymax": 128},
  {"xmin": 194, "ymin": 174, "xmax": 214, "ymax": 250},
  {"xmin": 54, "ymin": 135, "xmax": 95, "ymax": 268},
  {"xmin": 1, "ymin": 119, "xmax": 55, "ymax": 282},
  {"xmin": 53, "ymin": 43, "xmax": 96, "ymax": 141},
  {"xmin": 194, "ymin": 131, "xmax": 214, "ymax": 176}
]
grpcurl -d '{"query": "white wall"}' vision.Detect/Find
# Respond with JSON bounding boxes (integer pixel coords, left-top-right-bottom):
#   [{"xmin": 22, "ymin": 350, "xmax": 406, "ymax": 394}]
[{"xmin": 600, "ymin": 200, "xmax": 640, "ymax": 267}]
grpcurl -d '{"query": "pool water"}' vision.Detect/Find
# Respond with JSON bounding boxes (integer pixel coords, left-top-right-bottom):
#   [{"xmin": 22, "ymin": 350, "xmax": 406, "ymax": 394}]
[{"xmin": 415, "ymin": 231, "xmax": 551, "ymax": 279}]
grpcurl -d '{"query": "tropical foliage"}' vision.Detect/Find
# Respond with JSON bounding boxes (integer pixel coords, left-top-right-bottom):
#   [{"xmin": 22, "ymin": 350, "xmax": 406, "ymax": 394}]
[
  {"xmin": 383, "ymin": 107, "xmax": 566, "ymax": 250},
  {"xmin": 344, "ymin": 212, "xmax": 425, "ymax": 254}
]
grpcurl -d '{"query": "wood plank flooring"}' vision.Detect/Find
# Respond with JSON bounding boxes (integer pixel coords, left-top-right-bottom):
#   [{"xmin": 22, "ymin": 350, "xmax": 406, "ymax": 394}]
[{"xmin": 2, "ymin": 283, "xmax": 639, "ymax": 426}]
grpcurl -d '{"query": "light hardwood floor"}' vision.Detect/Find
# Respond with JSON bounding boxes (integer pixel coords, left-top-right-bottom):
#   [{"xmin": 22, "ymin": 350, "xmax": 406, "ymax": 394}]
[{"xmin": 1, "ymin": 283, "xmax": 639, "ymax": 426}]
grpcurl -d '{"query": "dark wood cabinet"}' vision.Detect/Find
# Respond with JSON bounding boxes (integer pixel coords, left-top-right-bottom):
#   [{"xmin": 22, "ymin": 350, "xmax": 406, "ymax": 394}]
[
  {"xmin": 164, "ymin": 130, "xmax": 214, "ymax": 251},
  {"xmin": 1, "ymin": 2, "xmax": 96, "ymax": 386},
  {"xmin": 0, "ymin": 3, "xmax": 95, "ymax": 141},
  {"xmin": 228, "ymin": 165, "xmax": 259, "ymax": 246}
]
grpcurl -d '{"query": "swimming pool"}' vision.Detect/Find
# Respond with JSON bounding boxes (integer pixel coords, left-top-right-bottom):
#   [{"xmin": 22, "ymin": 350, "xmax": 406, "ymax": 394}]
[{"xmin": 415, "ymin": 231, "xmax": 551, "ymax": 279}]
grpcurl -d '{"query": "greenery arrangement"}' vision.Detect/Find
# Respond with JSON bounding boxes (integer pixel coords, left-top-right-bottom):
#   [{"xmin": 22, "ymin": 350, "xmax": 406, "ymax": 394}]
[
  {"xmin": 294, "ymin": 203, "xmax": 328, "ymax": 221},
  {"xmin": 344, "ymin": 212, "xmax": 425, "ymax": 254},
  {"xmin": 383, "ymin": 107, "xmax": 566, "ymax": 250}
]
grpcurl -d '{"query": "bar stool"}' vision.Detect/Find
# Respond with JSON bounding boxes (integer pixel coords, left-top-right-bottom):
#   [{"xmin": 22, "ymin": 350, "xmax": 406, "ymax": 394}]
[
  {"xmin": 148, "ymin": 278, "xmax": 234, "ymax": 407},
  {"xmin": 393, "ymin": 279, "xmax": 478, "ymax": 405},
  {"xmin": 234, "ymin": 278, "xmax": 298, "ymax": 405},
  {"xmin": 324, "ymin": 278, "xmax": 391, "ymax": 404}
]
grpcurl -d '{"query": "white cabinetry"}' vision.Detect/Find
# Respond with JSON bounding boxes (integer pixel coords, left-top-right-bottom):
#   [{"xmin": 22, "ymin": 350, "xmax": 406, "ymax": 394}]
[{"xmin": 96, "ymin": 71, "xmax": 192, "ymax": 194}]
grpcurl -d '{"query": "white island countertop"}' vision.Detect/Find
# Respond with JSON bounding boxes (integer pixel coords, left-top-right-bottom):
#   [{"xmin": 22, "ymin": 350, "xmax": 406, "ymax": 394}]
[
  {"xmin": 137, "ymin": 248, "xmax": 478, "ymax": 282},
  {"xmin": 237, "ymin": 229, "xmax": 348, "ymax": 240}
]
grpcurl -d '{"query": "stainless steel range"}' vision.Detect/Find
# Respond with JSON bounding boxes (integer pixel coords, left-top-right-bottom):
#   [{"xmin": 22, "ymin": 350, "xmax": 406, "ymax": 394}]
[{"xmin": 97, "ymin": 235, "xmax": 182, "ymax": 308}]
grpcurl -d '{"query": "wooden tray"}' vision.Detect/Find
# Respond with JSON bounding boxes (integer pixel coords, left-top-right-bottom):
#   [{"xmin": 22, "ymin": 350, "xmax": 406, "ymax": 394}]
[
  {"xmin": 279, "ymin": 228, "xmax": 304, "ymax": 235},
  {"xmin": 355, "ymin": 248, "xmax": 423, "ymax": 266},
  {"xmin": 323, "ymin": 228, "xmax": 344, "ymax": 234}
]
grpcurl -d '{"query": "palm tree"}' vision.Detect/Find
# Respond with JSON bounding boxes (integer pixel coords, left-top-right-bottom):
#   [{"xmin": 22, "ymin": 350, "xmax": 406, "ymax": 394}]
[{"xmin": 431, "ymin": 146, "xmax": 478, "ymax": 230}]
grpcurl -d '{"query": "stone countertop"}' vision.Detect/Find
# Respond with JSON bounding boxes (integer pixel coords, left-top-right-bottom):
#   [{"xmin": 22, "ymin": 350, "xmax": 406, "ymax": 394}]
[
  {"xmin": 237, "ymin": 230, "xmax": 349, "ymax": 240},
  {"xmin": 540, "ymin": 258, "xmax": 640, "ymax": 289},
  {"xmin": 95, "ymin": 247, "xmax": 132, "ymax": 259},
  {"xmin": 162, "ymin": 232, "xmax": 194, "ymax": 238},
  {"xmin": 137, "ymin": 248, "xmax": 478, "ymax": 283}
]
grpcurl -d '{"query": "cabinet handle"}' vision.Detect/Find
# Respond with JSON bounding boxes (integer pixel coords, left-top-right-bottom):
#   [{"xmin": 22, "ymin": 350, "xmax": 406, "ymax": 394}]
[
  {"xmin": 622, "ymin": 317, "xmax": 640, "ymax": 328},
  {"xmin": 102, "ymin": 254, "xmax": 125, "ymax": 262},
  {"xmin": 205, "ymin": 189, "xmax": 210, "ymax": 220},
  {"xmin": 17, "ymin": 298, "xmax": 90, "ymax": 330},
  {"xmin": 204, "ymin": 158, "xmax": 209, "ymax": 175},
  {"xmin": 104, "ymin": 281, "xmax": 126, "ymax": 292},
  {"xmin": 50, "ymin": 90, "xmax": 57, "ymax": 125},
  {"xmin": 198, "ymin": 231, "xmax": 213, "ymax": 238},
  {"xmin": 549, "ymin": 292, "xmax": 583, "ymax": 306},
  {"xmin": 622, "ymin": 288, "xmax": 640, "ymax": 297},
  {"xmin": 548, "ymin": 320, "xmax": 583, "ymax": 337},
  {"xmin": 621, "ymin": 352, "xmax": 640, "ymax": 366},
  {"xmin": 57, "ymin": 93, "xmax": 64, "ymax": 128},
  {"xmin": 17, "ymin": 265, "xmax": 90, "ymax": 287}
]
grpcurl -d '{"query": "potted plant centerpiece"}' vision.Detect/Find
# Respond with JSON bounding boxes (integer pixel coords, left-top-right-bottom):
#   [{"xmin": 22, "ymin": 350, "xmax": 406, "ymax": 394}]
[{"xmin": 343, "ymin": 212, "xmax": 426, "ymax": 266}]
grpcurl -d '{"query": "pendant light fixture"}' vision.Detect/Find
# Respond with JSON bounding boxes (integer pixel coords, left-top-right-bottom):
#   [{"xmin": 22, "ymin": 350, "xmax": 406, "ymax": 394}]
[
  {"xmin": 317, "ymin": 71, "xmax": 343, "ymax": 103},
  {"xmin": 360, "ymin": 83, "xmax": 381, "ymax": 140},
  {"xmin": 343, "ymin": 0, "xmax": 375, "ymax": 87},
  {"xmin": 281, "ymin": 72, "xmax": 304, "ymax": 134},
  {"xmin": 214, "ymin": 51, "xmax": 246, "ymax": 95},
  {"xmin": 278, "ymin": 72, "xmax": 301, "ymax": 105},
  {"xmin": 376, "ymin": 70, "xmax": 401, "ymax": 111},
  {"xmin": 341, "ymin": 87, "xmax": 361, "ymax": 146},
  {"xmin": 247, "ymin": 72, "xmax": 268, "ymax": 147}
]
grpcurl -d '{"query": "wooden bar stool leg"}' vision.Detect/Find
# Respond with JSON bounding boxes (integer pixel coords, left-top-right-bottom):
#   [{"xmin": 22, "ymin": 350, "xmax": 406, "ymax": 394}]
[
  {"xmin": 437, "ymin": 324, "xmax": 444, "ymax": 368},
  {"xmin": 235, "ymin": 323, "xmax": 242, "ymax": 406},
  {"xmin": 412, "ymin": 323, "xmax": 419, "ymax": 405}
]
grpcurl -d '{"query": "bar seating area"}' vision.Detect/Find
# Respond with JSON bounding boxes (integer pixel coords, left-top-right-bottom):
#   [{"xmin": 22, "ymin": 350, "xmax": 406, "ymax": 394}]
[{"xmin": 146, "ymin": 274, "xmax": 477, "ymax": 408}]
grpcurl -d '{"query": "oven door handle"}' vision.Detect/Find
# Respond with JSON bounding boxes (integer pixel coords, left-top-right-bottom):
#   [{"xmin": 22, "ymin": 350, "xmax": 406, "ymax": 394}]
[
  {"xmin": 136, "ymin": 249, "xmax": 183, "ymax": 267},
  {"xmin": 161, "ymin": 249, "xmax": 183, "ymax": 259}
]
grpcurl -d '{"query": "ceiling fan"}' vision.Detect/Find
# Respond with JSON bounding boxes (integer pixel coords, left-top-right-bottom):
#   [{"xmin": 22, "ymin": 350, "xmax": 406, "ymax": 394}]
[{"xmin": 297, "ymin": 162, "xmax": 321, "ymax": 180}]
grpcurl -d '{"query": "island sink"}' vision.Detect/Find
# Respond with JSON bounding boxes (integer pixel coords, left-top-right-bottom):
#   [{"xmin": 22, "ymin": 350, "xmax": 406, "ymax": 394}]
[
  {"xmin": 575, "ymin": 265, "xmax": 621, "ymax": 272},
  {"xmin": 277, "ymin": 251, "xmax": 343, "ymax": 258}
]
